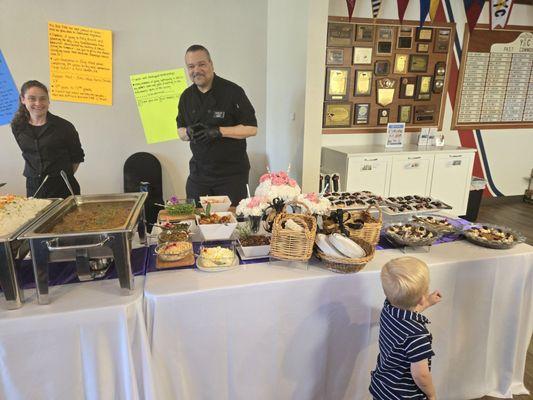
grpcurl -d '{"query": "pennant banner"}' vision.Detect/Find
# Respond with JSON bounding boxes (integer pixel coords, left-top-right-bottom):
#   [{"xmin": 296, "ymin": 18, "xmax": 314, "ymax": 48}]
[
  {"xmin": 420, "ymin": 0, "xmax": 430, "ymax": 26},
  {"xmin": 397, "ymin": 0, "xmax": 410, "ymax": 23},
  {"xmin": 429, "ymin": 0, "xmax": 440, "ymax": 20},
  {"xmin": 464, "ymin": 0, "xmax": 485, "ymax": 32},
  {"xmin": 371, "ymin": 0, "xmax": 382, "ymax": 18},
  {"xmin": 490, "ymin": 0, "xmax": 514, "ymax": 29},
  {"xmin": 346, "ymin": 0, "xmax": 356, "ymax": 21}
]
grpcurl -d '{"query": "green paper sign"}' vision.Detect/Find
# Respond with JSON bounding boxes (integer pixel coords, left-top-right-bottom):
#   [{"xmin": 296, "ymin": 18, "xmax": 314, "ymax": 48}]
[{"xmin": 130, "ymin": 68, "xmax": 188, "ymax": 144}]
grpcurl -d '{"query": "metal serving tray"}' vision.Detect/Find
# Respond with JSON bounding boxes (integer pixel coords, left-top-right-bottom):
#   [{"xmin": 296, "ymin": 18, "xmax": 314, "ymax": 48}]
[
  {"xmin": 19, "ymin": 193, "xmax": 147, "ymax": 305},
  {"xmin": 0, "ymin": 198, "xmax": 63, "ymax": 310}
]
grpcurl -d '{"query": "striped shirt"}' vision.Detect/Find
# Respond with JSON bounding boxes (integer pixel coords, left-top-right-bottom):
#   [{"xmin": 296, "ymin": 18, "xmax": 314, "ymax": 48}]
[{"xmin": 369, "ymin": 300, "xmax": 434, "ymax": 400}]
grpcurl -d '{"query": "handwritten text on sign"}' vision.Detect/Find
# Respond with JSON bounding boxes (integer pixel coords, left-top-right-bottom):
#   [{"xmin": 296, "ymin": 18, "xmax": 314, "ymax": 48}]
[
  {"xmin": 130, "ymin": 69, "xmax": 188, "ymax": 144},
  {"xmin": 48, "ymin": 22, "xmax": 112, "ymax": 105}
]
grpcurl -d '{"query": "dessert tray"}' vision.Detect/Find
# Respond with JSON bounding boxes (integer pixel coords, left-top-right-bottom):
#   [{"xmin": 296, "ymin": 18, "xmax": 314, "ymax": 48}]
[
  {"xmin": 384, "ymin": 222, "xmax": 441, "ymax": 247},
  {"xmin": 409, "ymin": 214, "xmax": 462, "ymax": 235},
  {"xmin": 382, "ymin": 195, "xmax": 452, "ymax": 215},
  {"xmin": 462, "ymin": 223, "xmax": 525, "ymax": 249},
  {"xmin": 325, "ymin": 191, "xmax": 383, "ymax": 210}
]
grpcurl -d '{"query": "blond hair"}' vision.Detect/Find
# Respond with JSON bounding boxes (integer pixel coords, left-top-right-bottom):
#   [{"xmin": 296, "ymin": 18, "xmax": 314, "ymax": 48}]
[{"xmin": 381, "ymin": 257, "xmax": 429, "ymax": 310}]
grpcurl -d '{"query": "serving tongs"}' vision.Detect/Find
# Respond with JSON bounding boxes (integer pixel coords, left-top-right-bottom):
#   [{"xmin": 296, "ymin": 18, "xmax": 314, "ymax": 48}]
[{"xmin": 60, "ymin": 170, "xmax": 81, "ymax": 206}]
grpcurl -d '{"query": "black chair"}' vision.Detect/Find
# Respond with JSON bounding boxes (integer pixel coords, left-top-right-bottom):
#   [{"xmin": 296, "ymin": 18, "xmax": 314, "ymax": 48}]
[{"xmin": 124, "ymin": 152, "xmax": 163, "ymax": 233}]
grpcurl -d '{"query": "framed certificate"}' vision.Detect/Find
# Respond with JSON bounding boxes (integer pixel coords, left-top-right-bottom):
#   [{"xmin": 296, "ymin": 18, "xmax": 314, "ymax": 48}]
[
  {"xmin": 324, "ymin": 103, "xmax": 352, "ymax": 127},
  {"xmin": 326, "ymin": 48, "xmax": 345, "ymax": 65},
  {"xmin": 353, "ymin": 47, "xmax": 373, "ymax": 64},
  {"xmin": 434, "ymin": 29, "xmax": 451, "ymax": 53},
  {"xmin": 354, "ymin": 70, "xmax": 373, "ymax": 96},
  {"xmin": 416, "ymin": 27, "xmax": 433, "ymax": 42},
  {"xmin": 356, "ymin": 25, "xmax": 374, "ymax": 42},
  {"xmin": 397, "ymin": 36, "xmax": 412, "ymax": 49},
  {"xmin": 354, "ymin": 103, "xmax": 370, "ymax": 124},
  {"xmin": 393, "ymin": 54, "xmax": 408, "ymax": 74},
  {"xmin": 327, "ymin": 23, "xmax": 353, "ymax": 46},
  {"xmin": 378, "ymin": 26, "xmax": 393, "ymax": 40},
  {"xmin": 409, "ymin": 54, "xmax": 429, "ymax": 72},
  {"xmin": 415, "ymin": 76, "xmax": 433, "ymax": 100},
  {"xmin": 417, "ymin": 43, "xmax": 430, "ymax": 53},
  {"xmin": 399, "ymin": 26, "xmax": 413, "ymax": 37},
  {"xmin": 398, "ymin": 105, "xmax": 412, "ymax": 123},
  {"xmin": 374, "ymin": 60, "xmax": 390, "ymax": 76},
  {"xmin": 376, "ymin": 41, "xmax": 392, "ymax": 55},
  {"xmin": 325, "ymin": 67, "xmax": 350, "ymax": 101}
]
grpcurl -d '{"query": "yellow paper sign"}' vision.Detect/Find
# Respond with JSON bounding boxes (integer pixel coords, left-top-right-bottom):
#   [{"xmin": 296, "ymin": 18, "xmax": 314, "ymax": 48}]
[
  {"xmin": 48, "ymin": 21, "xmax": 112, "ymax": 105},
  {"xmin": 130, "ymin": 69, "xmax": 188, "ymax": 144}
]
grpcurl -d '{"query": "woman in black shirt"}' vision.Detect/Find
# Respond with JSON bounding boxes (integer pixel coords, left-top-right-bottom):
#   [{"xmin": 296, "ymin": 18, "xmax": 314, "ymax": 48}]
[{"xmin": 11, "ymin": 80, "xmax": 85, "ymax": 198}]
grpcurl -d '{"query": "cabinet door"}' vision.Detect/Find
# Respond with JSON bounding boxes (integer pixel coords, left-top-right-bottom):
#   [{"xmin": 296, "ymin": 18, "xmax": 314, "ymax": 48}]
[
  {"xmin": 346, "ymin": 156, "xmax": 391, "ymax": 195},
  {"xmin": 389, "ymin": 154, "xmax": 433, "ymax": 196},
  {"xmin": 430, "ymin": 153, "xmax": 474, "ymax": 215}
]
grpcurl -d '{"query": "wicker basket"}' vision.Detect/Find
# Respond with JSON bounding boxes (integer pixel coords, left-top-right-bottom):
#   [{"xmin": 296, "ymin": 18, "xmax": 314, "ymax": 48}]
[
  {"xmin": 315, "ymin": 237, "xmax": 375, "ymax": 274},
  {"xmin": 270, "ymin": 201, "xmax": 317, "ymax": 262},
  {"xmin": 323, "ymin": 204, "xmax": 382, "ymax": 245}
]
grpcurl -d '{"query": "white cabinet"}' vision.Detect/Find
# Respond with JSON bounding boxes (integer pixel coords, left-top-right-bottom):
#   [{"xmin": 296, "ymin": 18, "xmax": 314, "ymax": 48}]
[
  {"xmin": 389, "ymin": 154, "xmax": 433, "ymax": 196},
  {"xmin": 346, "ymin": 155, "xmax": 392, "ymax": 196},
  {"xmin": 430, "ymin": 152, "xmax": 475, "ymax": 214},
  {"xmin": 321, "ymin": 145, "xmax": 476, "ymax": 215}
]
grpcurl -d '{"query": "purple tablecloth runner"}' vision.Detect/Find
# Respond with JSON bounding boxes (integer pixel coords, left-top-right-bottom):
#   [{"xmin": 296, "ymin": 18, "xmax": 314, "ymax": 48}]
[{"xmin": 1, "ymin": 246, "xmax": 148, "ymax": 292}]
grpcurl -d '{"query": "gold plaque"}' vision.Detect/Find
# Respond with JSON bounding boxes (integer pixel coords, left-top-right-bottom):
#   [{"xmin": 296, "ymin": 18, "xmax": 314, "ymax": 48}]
[
  {"xmin": 378, "ymin": 108, "xmax": 390, "ymax": 125},
  {"xmin": 405, "ymin": 83, "xmax": 415, "ymax": 97},
  {"xmin": 376, "ymin": 78, "xmax": 396, "ymax": 107},
  {"xmin": 394, "ymin": 54, "xmax": 408, "ymax": 74},
  {"xmin": 398, "ymin": 105, "xmax": 412, "ymax": 123},
  {"xmin": 416, "ymin": 27, "xmax": 433, "ymax": 42},
  {"xmin": 355, "ymin": 70, "xmax": 373, "ymax": 96},
  {"xmin": 420, "ymin": 76, "xmax": 432, "ymax": 93},
  {"xmin": 325, "ymin": 67, "xmax": 350, "ymax": 101},
  {"xmin": 324, "ymin": 103, "xmax": 352, "ymax": 127}
]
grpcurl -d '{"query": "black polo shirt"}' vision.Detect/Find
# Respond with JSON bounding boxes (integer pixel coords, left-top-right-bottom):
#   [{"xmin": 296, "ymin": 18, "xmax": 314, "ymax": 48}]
[
  {"xmin": 11, "ymin": 112, "xmax": 85, "ymax": 178},
  {"xmin": 176, "ymin": 74, "xmax": 257, "ymax": 181}
]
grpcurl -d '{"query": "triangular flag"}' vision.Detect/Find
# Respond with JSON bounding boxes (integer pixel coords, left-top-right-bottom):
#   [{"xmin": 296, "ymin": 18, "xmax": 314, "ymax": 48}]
[
  {"xmin": 397, "ymin": 0, "xmax": 410, "ymax": 23},
  {"xmin": 464, "ymin": 0, "xmax": 485, "ymax": 32},
  {"xmin": 490, "ymin": 0, "xmax": 514, "ymax": 29},
  {"xmin": 371, "ymin": 0, "xmax": 382, "ymax": 18},
  {"xmin": 420, "ymin": 0, "xmax": 430, "ymax": 26},
  {"xmin": 346, "ymin": 0, "xmax": 356, "ymax": 21},
  {"xmin": 429, "ymin": 0, "xmax": 440, "ymax": 20}
]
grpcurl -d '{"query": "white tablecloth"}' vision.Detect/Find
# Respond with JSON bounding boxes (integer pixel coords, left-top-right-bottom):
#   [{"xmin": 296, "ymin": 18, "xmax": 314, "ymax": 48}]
[
  {"xmin": 144, "ymin": 241, "xmax": 533, "ymax": 400},
  {"xmin": 0, "ymin": 277, "xmax": 154, "ymax": 400}
]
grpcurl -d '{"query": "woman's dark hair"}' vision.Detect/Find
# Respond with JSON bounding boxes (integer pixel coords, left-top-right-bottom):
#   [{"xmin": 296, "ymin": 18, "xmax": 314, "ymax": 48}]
[{"xmin": 11, "ymin": 80, "xmax": 49, "ymax": 130}]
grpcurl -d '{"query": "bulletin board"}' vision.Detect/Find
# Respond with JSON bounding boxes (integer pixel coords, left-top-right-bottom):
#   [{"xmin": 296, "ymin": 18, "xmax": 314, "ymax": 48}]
[
  {"xmin": 322, "ymin": 17, "xmax": 456, "ymax": 134},
  {"xmin": 451, "ymin": 24, "xmax": 533, "ymax": 130}
]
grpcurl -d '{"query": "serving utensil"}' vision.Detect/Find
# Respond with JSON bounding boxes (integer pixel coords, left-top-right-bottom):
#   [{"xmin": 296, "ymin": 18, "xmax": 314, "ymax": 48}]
[
  {"xmin": 60, "ymin": 170, "xmax": 81, "ymax": 206},
  {"xmin": 0, "ymin": 183, "xmax": 6, "ymax": 188},
  {"xmin": 31, "ymin": 175, "xmax": 49, "ymax": 198}
]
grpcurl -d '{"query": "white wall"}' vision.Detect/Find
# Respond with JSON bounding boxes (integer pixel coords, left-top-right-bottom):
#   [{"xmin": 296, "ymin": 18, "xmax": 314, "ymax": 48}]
[
  {"xmin": 0, "ymin": 0, "xmax": 267, "ymax": 198},
  {"xmin": 265, "ymin": 0, "xmax": 309, "ymax": 183},
  {"xmin": 301, "ymin": 0, "xmax": 533, "ymax": 195}
]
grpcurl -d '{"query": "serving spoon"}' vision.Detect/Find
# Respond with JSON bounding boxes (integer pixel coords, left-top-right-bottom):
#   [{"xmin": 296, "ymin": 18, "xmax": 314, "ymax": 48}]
[{"xmin": 60, "ymin": 170, "xmax": 81, "ymax": 206}]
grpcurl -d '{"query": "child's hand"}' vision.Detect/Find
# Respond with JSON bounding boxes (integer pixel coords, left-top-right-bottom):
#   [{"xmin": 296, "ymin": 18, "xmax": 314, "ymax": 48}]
[{"xmin": 427, "ymin": 290, "xmax": 442, "ymax": 306}]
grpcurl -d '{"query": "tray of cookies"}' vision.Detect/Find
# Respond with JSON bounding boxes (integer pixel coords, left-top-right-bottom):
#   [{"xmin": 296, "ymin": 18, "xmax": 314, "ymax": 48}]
[
  {"xmin": 382, "ymin": 195, "xmax": 452, "ymax": 215},
  {"xmin": 462, "ymin": 223, "xmax": 525, "ymax": 249},
  {"xmin": 325, "ymin": 191, "xmax": 384, "ymax": 210}
]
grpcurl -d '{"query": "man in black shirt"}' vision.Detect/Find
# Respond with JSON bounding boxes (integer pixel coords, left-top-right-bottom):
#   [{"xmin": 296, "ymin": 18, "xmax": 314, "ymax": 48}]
[{"xmin": 176, "ymin": 44, "xmax": 257, "ymax": 206}]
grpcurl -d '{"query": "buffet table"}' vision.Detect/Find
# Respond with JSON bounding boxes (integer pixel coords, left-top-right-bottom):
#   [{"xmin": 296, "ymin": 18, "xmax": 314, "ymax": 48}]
[
  {"xmin": 0, "ymin": 277, "xmax": 155, "ymax": 400},
  {"xmin": 143, "ymin": 241, "xmax": 533, "ymax": 400}
]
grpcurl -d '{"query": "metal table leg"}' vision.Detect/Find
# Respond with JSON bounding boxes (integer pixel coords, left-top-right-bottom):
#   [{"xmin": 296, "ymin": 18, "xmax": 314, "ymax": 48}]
[
  {"xmin": 0, "ymin": 242, "xmax": 23, "ymax": 309},
  {"xmin": 30, "ymin": 239, "xmax": 51, "ymax": 305},
  {"xmin": 108, "ymin": 233, "xmax": 134, "ymax": 294}
]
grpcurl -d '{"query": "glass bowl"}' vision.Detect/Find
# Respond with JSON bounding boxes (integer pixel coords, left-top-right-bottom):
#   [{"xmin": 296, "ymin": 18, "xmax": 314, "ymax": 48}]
[
  {"xmin": 197, "ymin": 242, "xmax": 237, "ymax": 270},
  {"xmin": 155, "ymin": 241, "xmax": 193, "ymax": 262}
]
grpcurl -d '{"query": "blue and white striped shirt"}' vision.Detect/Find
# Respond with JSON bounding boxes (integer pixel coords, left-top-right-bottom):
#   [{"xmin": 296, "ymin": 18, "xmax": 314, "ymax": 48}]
[{"xmin": 369, "ymin": 300, "xmax": 435, "ymax": 400}]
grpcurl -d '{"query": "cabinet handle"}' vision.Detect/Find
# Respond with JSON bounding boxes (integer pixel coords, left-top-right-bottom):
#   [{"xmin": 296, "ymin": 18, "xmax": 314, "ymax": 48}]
[
  {"xmin": 408, "ymin": 156, "xmax": 421, "ymax": 160},
  {"xmin": 364, "ymin": 158, "xmax": 378, "ymax": 161},
  {"xmin": 449, "ymin": 155, "xmax": 463, "ymax": 158}
]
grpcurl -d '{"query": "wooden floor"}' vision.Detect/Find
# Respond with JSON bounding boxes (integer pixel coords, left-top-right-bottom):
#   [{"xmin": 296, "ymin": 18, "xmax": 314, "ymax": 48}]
[{"xmin": 472, "ymin": 196, "xmax": 533, "ymax": 400}]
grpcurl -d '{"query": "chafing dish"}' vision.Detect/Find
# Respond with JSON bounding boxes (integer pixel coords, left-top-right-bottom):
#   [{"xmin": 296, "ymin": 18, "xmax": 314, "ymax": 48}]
[
  {"xmin": 1, "ymin": 198, "xmax": 62, "ymax": 309},
  {"xmin": 19, "ymin": 193, "xmax": 147, "ymax": 304}
]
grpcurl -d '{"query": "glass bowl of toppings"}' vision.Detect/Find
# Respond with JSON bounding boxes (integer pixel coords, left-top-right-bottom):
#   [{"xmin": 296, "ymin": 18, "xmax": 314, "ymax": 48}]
[
  {"xmin": 157, "ymin": 229, "xmax": 190, "ymax": 244},
  {"xmin": 155, "ymin": 241, "xmax": 193, "ymax": 262},
  {"xmin": 197, "ymin": 243, "xmax": 238, "ymax": 271}
]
